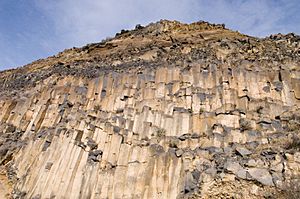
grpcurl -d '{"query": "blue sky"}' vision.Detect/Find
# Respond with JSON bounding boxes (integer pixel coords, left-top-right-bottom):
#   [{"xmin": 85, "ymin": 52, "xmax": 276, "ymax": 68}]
[{"xmin": 0, "ymin": 0, "xmax": 299, "ymax": 71}]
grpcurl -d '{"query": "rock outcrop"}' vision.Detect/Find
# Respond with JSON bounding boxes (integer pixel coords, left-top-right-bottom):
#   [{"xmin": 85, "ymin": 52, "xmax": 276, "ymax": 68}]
[{"xmin": 0, "ymin": 20, "xmax": 299, "ymax": 198}]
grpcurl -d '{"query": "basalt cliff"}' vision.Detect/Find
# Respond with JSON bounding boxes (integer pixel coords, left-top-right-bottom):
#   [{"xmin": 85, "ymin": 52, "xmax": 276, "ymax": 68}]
[{"xmin": 0, "ymin": 20, "xmax": 299, "ymax": 199}]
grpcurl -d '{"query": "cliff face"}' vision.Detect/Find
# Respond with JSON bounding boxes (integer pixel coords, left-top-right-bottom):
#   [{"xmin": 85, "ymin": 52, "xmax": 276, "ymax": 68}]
[{"xmin": 0, "ymin": 20, "xmax": 300, "ymax": 199}]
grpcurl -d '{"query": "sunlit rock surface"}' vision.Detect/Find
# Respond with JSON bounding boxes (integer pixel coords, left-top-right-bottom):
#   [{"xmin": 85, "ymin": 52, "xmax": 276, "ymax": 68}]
[{"xmin": 0, "ymin": 20, "xmax": 299, "ymax": 198}]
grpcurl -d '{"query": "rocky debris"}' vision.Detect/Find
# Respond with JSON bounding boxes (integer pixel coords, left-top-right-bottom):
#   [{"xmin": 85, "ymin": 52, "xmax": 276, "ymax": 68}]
[
  {"xmin": 225, "ymin": 161, "xmax": 247, "ymax": 179},
  {"xmin": 44, "ymin": 162, "xmax": 53, "ymax": 170},
  {"xmin": 41, "ymin": 140, "xmax": 51, "ymax": 151},
  {"xmin": 0, "ymin": 124, "xmax": 25, "ymax": 165},
  {"xmin": 11, "ymin": 189, "xmax": 26, "ymax": 199},
  {"xmin": 176, "ymin": 149, "xmax": 184, "ymax": 157},
  {"xmin": 247, "ymin": 168, "xmax": 274, "ymax": 186},
  {"xmin": 236, "ymin": 146, "xmax": 252, "ymax": 157},
  {"xmin": 0, "ymin": 20, "xmax": 299, "ymax": 198},
  {"xmin": 86, "ymin": 137, "xmax": 98, "ymax": 150},
  {"xmin": 87, "ymin": 150, "xmax": 102, "ymax": 164}
]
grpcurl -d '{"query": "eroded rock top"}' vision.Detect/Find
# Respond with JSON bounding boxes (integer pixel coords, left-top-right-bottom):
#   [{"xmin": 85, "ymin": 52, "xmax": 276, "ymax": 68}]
[{"xmin": 0, "ymin": 20, "xmax": 299, "ymax": 98}]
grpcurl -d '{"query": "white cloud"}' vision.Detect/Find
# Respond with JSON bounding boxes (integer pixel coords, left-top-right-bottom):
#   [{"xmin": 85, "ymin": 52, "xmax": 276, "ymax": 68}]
[
  {"xmin": 34, "ymin": 0, "xmax": 299, "ymax": 51},
  {"xmin": 1, "ymin": 0, "xmax": 299, "ymax": 70},
  {"xmin": 192, "ymin": 0, "xmax": 289, "ymax": 37},
  {"xmin": 34, "ymin": 0, "xmax": 201, "ymax": 48}
]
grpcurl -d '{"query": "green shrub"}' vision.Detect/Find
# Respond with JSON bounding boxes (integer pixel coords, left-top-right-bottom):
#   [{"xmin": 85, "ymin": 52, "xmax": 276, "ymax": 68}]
[
  {"xmin": 156, "ymin": 128, "xmax": 166, "ymax": 137},
  {"xmin": 199, "ymin": 108, "xmax": 205, "ymax": 114},
  {"xmin": 239, "ymin": 118, "xmax": 252, "ymax": 131},
  {"xmin": 94, "ymin": 105, "xmax": 101, "ymax": 112},
  {"xmin": 285, "ymin": 136, "xmax": 300, "ymax": 151}
]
